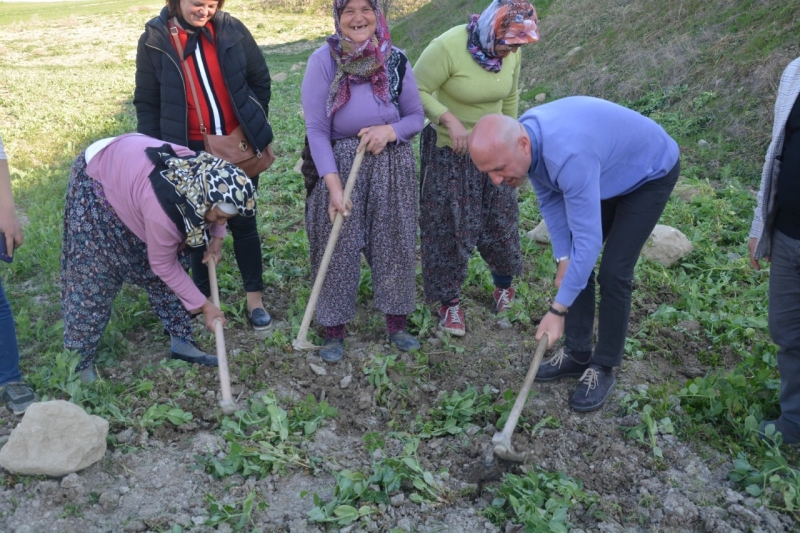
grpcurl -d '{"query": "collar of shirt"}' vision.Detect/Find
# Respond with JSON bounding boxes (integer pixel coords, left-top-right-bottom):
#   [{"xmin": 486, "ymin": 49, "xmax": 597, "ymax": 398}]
[{"xmin": 523, "ymin": 123, "xmax": 539, "ymax": 177}]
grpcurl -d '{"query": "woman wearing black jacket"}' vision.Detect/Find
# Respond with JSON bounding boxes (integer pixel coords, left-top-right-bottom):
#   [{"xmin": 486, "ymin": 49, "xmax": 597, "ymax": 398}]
[{"xmin": 134, "ymin": 0, "xmax": 274, "ymax": 329}]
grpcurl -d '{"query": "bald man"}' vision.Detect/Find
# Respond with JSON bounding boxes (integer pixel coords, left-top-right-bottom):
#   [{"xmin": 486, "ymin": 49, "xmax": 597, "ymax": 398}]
[{"xmin": 469, "ymin": 96, "xmax": 680, "ymax": 411}]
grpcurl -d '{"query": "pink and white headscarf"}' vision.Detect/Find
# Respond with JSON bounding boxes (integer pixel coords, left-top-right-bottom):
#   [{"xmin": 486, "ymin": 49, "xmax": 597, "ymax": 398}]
[{"xmin": 326, "ymin": 0, "xmax": 392, "ymax": 117}]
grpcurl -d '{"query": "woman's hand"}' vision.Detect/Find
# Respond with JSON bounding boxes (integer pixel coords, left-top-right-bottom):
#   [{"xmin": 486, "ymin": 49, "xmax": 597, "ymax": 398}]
[
  {"xmin": 0, "ymin": 209, "xmax": 23, "ymax": 258},
  {"xmin": 749, "ymin": 237, "xmax": 769, "ymax": 270},
  {"xmin": 202, "ymin": 236, "xmax": 223, "ymax": 266},
  {"xmin": 439, "ymin": 111, "xmax": 469, "ymax": 156},
  {"xmin": 201, "ymin": 299, "xmax": 225, "ymax": 332},
  {"xmin": 357, "ymin": 125, "xmax": 397, "ymax": 155},
  {"xmin": 323, "ymin": 172, "xmax": 352, "ymax": 223}
]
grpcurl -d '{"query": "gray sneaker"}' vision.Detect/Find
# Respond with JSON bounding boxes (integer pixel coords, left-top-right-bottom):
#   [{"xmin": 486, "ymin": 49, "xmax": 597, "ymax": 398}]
[{"xmin": 1, "ymin": 382, "xmax": 38, "ymax": 415}]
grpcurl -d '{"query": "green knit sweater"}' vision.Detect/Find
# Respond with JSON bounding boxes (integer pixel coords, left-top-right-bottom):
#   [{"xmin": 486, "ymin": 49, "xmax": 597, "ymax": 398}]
[{"xmin": 412, "ymin": 24, "xmax": 521, "ymax": 148}]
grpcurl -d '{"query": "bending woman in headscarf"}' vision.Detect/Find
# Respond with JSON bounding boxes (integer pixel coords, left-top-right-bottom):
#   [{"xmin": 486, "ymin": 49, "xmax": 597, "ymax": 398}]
[
  {"xmin": 60, "ymin": 133, "xmax": 255, "ymax": 381},
  {"xmin": 300, "ymin": 0, "xmax": 425, "ymax": 362},
  {"xmin": 414, "ymin": 0, "xmax": 539, "ymax": 337}
]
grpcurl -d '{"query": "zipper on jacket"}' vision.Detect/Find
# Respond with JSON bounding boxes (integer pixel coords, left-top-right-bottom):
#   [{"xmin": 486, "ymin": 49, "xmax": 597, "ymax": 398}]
[{"xmin": 146, "ymin": 42, "xmax": 190, "ymax": 145}]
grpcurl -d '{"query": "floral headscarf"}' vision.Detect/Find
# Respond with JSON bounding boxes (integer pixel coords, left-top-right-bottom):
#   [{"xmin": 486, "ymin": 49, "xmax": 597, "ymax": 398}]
[
  {"xmin": 146, "ymin": 146, "xmax": 255, "ymax": 248},
  {"xmin": 326, "ymin": 0, "xmax": 392, "ymax": 117},
  {"xmin": 466, "ymin": 0, "xmax": 539, "ymax": 72}
]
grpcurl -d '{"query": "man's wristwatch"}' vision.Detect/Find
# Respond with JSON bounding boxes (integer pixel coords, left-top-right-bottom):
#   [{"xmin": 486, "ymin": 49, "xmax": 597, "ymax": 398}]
[
  {"xmin": 548, "ymin": 306, "xmax": 568, "ymax": 317},
  {"xmin": 555, "ymin": 256, "xmax": 570, "ymax": 263}
]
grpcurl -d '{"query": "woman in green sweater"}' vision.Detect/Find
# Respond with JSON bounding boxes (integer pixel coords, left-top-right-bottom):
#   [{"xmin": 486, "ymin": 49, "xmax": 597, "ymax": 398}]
[{"xmin": 414, "ymin": 0, "xmax": 539, "ymax": 337}]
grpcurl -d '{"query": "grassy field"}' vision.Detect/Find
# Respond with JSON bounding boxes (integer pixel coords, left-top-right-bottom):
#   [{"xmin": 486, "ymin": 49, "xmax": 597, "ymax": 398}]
[{"xmin": 1, "ymin": 0, "xmax": 800, "ymax": 529}]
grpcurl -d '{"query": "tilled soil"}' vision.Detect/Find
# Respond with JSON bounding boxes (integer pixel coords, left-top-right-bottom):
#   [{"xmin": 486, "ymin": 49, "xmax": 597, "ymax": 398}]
[{"xmin": 0, "ymin": 293, "xmax": 795, "ymax": 532}]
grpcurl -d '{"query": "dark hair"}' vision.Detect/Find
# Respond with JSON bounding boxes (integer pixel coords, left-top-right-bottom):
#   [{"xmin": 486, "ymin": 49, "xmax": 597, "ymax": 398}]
[{"xmin": 167, "ymin": 0, "xmax": 226, "ymax": 19}]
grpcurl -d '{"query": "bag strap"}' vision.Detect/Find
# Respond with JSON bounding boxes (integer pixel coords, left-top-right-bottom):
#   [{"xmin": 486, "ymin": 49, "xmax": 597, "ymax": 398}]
[{"xmin": 169, "ymin": 18, "xmax": 207, "ymax": 134}]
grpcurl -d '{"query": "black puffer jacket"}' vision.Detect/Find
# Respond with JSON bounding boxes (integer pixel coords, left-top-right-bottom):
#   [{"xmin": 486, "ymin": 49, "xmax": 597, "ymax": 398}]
[{"xmin": 134, "ymin": 7, "xmax": 273, "ymax": 152}]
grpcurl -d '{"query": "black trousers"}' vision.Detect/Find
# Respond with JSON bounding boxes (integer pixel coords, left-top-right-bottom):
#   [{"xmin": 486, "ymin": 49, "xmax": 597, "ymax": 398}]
[{"xmin": 566, "ymin": 160, "xmax": 680, "ymax": 367}]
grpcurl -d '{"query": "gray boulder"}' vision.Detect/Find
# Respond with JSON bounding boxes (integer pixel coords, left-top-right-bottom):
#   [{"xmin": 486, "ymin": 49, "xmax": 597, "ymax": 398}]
[
  {"xmin": 0, "ymin": 400, "xmax": 108, "ymax": 476},
  {"xmin": 641, "ymin": 225, "xmax": 693, "ymax": 266}
]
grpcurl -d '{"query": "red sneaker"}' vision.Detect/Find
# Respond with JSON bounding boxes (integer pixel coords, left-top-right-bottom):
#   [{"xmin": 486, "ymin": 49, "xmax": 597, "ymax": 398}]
[
  {"xmin": 438, "ymin": 304, "xmax": 466, "ymax": 336},
  {"xmin": 493, "ymin": 287, "xmax": 516, "ymax": 313}
]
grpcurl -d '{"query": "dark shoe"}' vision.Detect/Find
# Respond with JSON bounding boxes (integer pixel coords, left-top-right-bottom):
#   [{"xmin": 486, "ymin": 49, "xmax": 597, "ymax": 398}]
[
  {"xmin": 79, "ymin": 366, "xmax": 95, "ymax": 383},
  {"xmin": 170, "ymin": 351, "xmax": 218, "ymax": 367},
  {"xmin": 758, "ymin": 419, "xmax": 800, "ymax": 446},
  {"xmin": 1, "ymin": 382, "xmax": 37, "ymax": 415},
  {"xmin": 569, "ymin": 364, "xmax": 616, "ymax": 412},
  {"xmin": 247, "ymin": 308, "xmax": 272, "ymax": 330},
  {"xmin": 389, "ymin": 330, "xmax": 420, "ymax": 352},
  {"xmin": 535, "ymin": 348, "xmax": 590, "ymax": 382},
  {"xmin": 320, "ymin": 338, "xmax": 344, "ymax": 363}
]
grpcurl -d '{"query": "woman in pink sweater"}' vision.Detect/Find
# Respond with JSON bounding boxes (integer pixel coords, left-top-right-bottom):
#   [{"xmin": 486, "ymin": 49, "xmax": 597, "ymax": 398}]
[{"xmin": 60, "ymin": 134, "xmax": 255, "ymax": 381}]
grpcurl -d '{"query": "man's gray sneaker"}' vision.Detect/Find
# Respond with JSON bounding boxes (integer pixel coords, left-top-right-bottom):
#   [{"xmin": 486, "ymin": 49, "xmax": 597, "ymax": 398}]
[{"xmin": 1, "ymin": 382, "xmax": 37, "ymax": 415}]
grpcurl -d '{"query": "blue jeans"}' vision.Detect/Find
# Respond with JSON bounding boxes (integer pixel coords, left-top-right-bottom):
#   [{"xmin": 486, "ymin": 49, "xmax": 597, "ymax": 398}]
[
  {"xmin": 0, "ymin": 274, "xmax": 22, "ymax": 385},
  {"xmin": 565, "ymin": 161, "xmax": 680, "ymax": 367},
  {"xmin": 769, "ymin": 229, "xmax": 800, "ymax": 435}
]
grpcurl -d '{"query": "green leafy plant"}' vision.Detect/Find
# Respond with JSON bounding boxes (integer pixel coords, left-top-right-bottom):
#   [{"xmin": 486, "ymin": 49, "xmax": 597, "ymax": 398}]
[
  {"xmin": 140, "ymin": 402, "xmax": 193, "ymax": 429},
  {"xmin": 484, "ymin": 469, "xmax": 597, "ymax": 532},
  {"xmin": 412, "ymin": 385, "xmax": 495, "ymax": 438},
  {"xmin": 308, "ymin": 437, "xmax": 446, "ymax": 527},
  {"xmin": 205, "ymin": 491, "xmax": 267, "ymax": 531},
  {"xmin": 196, "ymin": 394, "xmax": 330, "ymax": 478}
]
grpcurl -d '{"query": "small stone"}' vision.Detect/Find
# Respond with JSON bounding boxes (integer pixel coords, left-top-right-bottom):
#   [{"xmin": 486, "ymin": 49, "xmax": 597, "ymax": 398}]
[
  {"xmin": 698, "ymin": 139, "xmax": 709, "ymax": 147},
  {"xmin": 340, "ymin": 375, "xmax": 352, "ymax": 388},
  {"xmin": 191, "ymin": 515, "xmax": 206, "ymax": 526},
  {"xmin": 728, "ymin": 252, "xmax": 741, "ymax": 261},
  {"xmin": 395, "ymin": 517, "xmax": 412, "ymax": 532},
  {"xmin": 566, "ymin": 46, "xmax": 582, "ymax": 57},
  {"xmin": 293, "ymin": 158, "xmax": 303, "ymax": 174},
  {"xmin": 290, "ymin": 63, "xmax": 303, "ymax": 71},
  {"xmin": 466, "ymin": 424, "xmax": 481, "ymax": 436},
  {"xmin": 116, "ymin": 428, "xmax": 136, "ymax": 444},
  {"xmin": 390, "ymin": 492, "xmax": 405, "ymax": 507},
  {"xmin": 372, "ymin": 448, "xmax": 385, "ymax": 461},
  {"xmin": 534, "ymin": 93, "xmax": 546, "ymax": 102},
  {"xmin": 640, "ymin": 225, "xmax": 693, "ymax": 266},
  {"xmin": 676, "ymin": 320, "xmax": 702, "ymax": 335},
  {"xmin": 99, "ymin": 491, "xmax": 118, "ymax": 510},
  {"xmin": 272, "ymin": 72, "xmax": 288, "ymax": 82},
  {"xmin": 123, "ymin": 521, "xmax": 147, "ymax": 533},
  {"xmin": 525, "ymin": 220, "xmax": 550, "ymax": 244},
  {"xmin": 309, "ymin": 363, "xmax": 327, "ymax": 376},
  {"xmin": 497, "ymin": 318, "xmax": 513, "ymax": 330},
  {"xmin": 60, "ymin": 472, "xmax": 83, "ymax": 489}
]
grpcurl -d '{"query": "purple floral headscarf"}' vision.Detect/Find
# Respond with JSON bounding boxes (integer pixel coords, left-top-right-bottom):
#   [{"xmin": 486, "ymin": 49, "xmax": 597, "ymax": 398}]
[
  {"xmin": 326, "ymin": 0, "xmax": 392, "ymax": 117},
  {"xmin": 467, "ymin": 0, "xmax": 539, "ymax": 72}
]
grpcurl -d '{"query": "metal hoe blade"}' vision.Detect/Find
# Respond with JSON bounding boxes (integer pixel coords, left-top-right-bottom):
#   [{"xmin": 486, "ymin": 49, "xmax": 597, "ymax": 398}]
[{"xmin": 491, "ymin": 334, "xmax": 549, "ymax": 462}]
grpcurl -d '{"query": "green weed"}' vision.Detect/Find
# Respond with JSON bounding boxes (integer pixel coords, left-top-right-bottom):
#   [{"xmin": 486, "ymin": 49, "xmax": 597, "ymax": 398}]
[
  {"xmin": 204, "ymin": 491, "xmax": 267, "ymax": 531},
  {"xmin": 483, "ymin": 469, "xmax": 597, "ymax": 532},
  {"xmin": 308, "ymin": 436, "xmax": 446, "ymax": 527}
]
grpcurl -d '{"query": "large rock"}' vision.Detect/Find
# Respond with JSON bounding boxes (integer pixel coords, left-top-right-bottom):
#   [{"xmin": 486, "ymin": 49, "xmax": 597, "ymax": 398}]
[
  {"xmin": 525, "ymin": 220, "xmax": 550, "ymax": 245},
  {"xmin": 641, "ymin": 225, "xmax": 693, "ymax": 266},
  {"xmin": 0, "ymin": 400, "xmax": 108, "ymax": 476}
]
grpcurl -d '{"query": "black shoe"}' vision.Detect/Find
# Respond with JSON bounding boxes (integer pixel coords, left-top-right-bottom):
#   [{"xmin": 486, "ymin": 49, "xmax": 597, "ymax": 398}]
[
  {"xmin": 388, "ymin": 330, "xmax": 420, "ymax": 352},
  {"xmin": 320, "ymin": 338, "xmax": 344, "ymax": 363},
  {"xmin": 1, "ymin": 382, "xmax": 37, "ymax": 415},
  {"xmin": 569, "ymin": 364, "xmax": 616, "ymax": 412},
  {"xmin": 535, "ymin": 348, "xmax": 590, "ymax": 382},
  {"xmin": 170, "ymin": 351, "xmax": 218, "ymax": 367},
  {"xmin": 758, "ymin": 419, "xmax": 800, "ymax": 446},
  {"xmin": 247, "ymin": 308, "xmax": 272, "ymax": 330}
]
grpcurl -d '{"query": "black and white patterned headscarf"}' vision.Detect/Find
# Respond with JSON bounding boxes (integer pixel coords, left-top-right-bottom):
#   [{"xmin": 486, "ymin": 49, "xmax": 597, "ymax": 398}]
[{"xmin": 146, "ymin": 146, "xmax": 255, "ymax": 248}]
